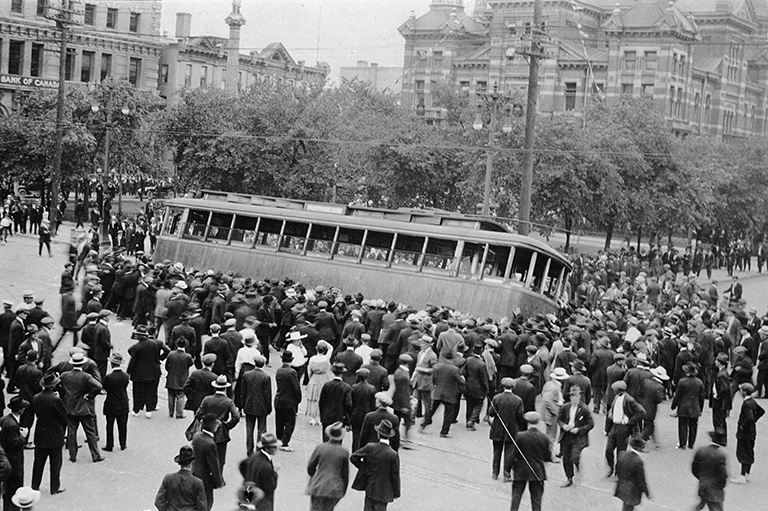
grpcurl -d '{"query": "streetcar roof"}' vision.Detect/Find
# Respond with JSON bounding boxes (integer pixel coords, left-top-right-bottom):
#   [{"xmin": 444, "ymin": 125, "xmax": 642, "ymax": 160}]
[{"xmin": 165, "ymin": 194, "xmax": 569, "ymax": 266}]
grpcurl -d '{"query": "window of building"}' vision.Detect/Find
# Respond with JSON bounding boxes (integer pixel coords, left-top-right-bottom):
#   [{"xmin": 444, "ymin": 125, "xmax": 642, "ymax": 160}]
[
  {"xmin": 432, "ymin": 51, "xmax": 443, "ymax": 70},
  {"xmin": 679, "ymin": 55, "xmax": 686, "ymax": 75},
  {"xmin": 564, "ymin": 82, "xmax": 577, "ymax": 111},
  {"xmin": 592, "ymin": 82, "xmax": 605, "ymax": 95},
  {"xmin": 415, "ymin": 80, "xmax": 424, "ymax": 90},
  {"xmin": 106, "ymin": 7, "xmax": 117, "ymax": 29},
  {"xmin": 8, "ymin": 41, "xmax": 24, "ymax": 76},
  {"xmin": 81, "ymin": 51, "xmax": 94, "ymax": 82},
  {"xmin": 623, "ymin": 51, "xmax": 636, "ymax": 71},
  {"xmin": 100, "ymin": 53, "xmax": 112, "ymax": 81},
  {"xmin": 129, "ymin": 12, "xmax": 139, "ymax": 33},
  {"xmin": 641, "ymin": 83, "xmax": 654, "ymax": 96},
  {"xmin": 64, "ymin": 48, "xmax": 75, "ymax": 81},
  {"xmin": 621, "ymin": 83, "xmax": 633, "ymax": 95},
  {"xmin": 11, "ymin": 0, "xmax": 23, "ymax": 14},
  {"xmin": 644, "ymin": 51, "xmax": 657, "ymax": 70},
  {"xmin": 693, "ymin": 92, "xmax": 701, "ymax": 122},
  {"xmin": 36, "ymin": 0, "xmax": 46, "ymax": 16},
  {"xmin": 184, "ymin": 64, "xmax": 192, "ymax": 87},
  {"xmin": 507, "ymin": 25, "xmax": 516, "ymax": 37},
  {"xmin": 704, "ymin": 94, "xmax": 711, "ymax": 123},
  {"xmin": 459, "ymin": 81, "xmax": 470, "ymax": 96},
  {"xmin": 200, "ymin": 66, "xmax": 208, "ymax": 87},
  {"xmin": 160, "ymin": 64, "xmax": 169, "ymax": 84},
  {"xmin": 128, "ymin": 58, "xmax": 141, "ymax": 86},
  {"xmin": 84, "ymin": 3, "xmax": 95, "ymax": 25},
  {"xmin": 476, "ymin": 81, "xmax": 487, "ymax": 93},
  {"xmin": 524, "ymin": 22, "xmax": 531, "ymax": 35},
  {"xmin": 238, "ymin": 71, "xmax": 244, "ymax": 90},
  {"xmin": 676, "ymin": 88, "xmax": 683, "ymax": 117},
  {"xmin": 30, "ymin": 43, "xmax": 44, "ymax": 77}
]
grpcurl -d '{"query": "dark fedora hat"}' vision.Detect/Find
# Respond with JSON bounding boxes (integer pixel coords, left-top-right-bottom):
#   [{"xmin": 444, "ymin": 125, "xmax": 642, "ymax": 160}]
[
  {"xmin": 8, "ymin": 396, "xmax": 29, "ymax": 412},
  {"xmin": 200, "ymin": 413, "xmax": 220, "ymax": 432},
  {"xmin": 331, "ymin": 361, "xmax": 347, "ymax": 374},
  {"xmin": 40, "ymin": 373, "xmax": 60, "ymax": 389},
  {"xmin": 174, "ymin": 445, "xmax": 196, "ymax": 464},
  {"xmin": 374, "ymin": 419, "xmax": 396, "ymax": 439}
]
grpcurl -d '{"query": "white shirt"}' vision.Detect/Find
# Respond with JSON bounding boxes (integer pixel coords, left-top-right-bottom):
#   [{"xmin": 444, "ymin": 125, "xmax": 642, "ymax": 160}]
[
  {"xmin": 286, "ymin": 343, "xmax": 307, "ymax": 368},
  {"xmin": 355, "ymin": 344, "xmax": 373, "ymax": 366},
  {"xmin": 235, "ymin": 345, "xmax": 262, "ymax": 379},
  {"xmin": 612, "ymin": 394, "xmax": 628, "ymax": 424}
]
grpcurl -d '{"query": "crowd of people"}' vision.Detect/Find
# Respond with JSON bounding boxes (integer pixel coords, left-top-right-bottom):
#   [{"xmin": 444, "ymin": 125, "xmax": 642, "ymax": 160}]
[{"xmin": 0, "ymin": 215, "xmax": 766, "ymax": 510}]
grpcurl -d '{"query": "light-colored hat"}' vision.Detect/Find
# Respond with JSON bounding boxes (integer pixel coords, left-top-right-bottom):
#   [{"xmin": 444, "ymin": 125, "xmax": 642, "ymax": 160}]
[
  {"xmin": 211, "ymin": 375, "xmax": 231, "ymax": 389},
  {"xmin": 11, "ymin": 487, "xmax": 40, "ymax": 509},
  {"xmin": 287, "ymin": 331, "xmax": 307, "ymax": 342},
  {"xmin": 550, "ymin": 367, "xmax": 569, "ymax": 380},
  {"xmin": 650, "ymin": 366, "xmax": 669, "ymax": 381}
]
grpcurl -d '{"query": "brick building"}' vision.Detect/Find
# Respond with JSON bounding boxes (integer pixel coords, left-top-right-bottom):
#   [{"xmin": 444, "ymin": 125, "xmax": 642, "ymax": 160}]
[{"xmin": 400, "ymin": 0, "xmax": 768, "ymax": 139}]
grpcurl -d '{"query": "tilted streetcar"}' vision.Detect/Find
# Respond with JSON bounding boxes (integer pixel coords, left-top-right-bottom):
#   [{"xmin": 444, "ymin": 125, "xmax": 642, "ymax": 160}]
[{"xmin": 154, "ymin": 190, "xmax": 571, "ymax": 317}]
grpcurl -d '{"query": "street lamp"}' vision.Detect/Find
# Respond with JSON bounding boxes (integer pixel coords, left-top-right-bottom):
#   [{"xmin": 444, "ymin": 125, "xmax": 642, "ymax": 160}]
[
  {"xmin": 472, "ymin": 84, "xmax": 521, "ymax": 217},
  {"xmin": 90, "ymin": 82, "xmax": 130, "ymax": 245}
]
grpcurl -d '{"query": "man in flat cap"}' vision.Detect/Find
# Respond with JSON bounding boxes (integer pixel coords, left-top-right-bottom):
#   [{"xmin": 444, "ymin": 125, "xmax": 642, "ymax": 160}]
[
  {"xmin": 605, "ymin": 380, "xmax": 645, "ymax": 478},
  {"xmin": 510, "ymin": 412, "xmax": 551, "ymax": 511},
  {"xmin": 489, "ymin": 377, "xmax": 526, "ymax": 482}
]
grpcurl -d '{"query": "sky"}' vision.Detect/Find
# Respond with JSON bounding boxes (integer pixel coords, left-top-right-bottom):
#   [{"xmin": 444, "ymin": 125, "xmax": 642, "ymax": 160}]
[{"xmin": 159, "ymin": 0, "xmax": 474, "ymax": 83}]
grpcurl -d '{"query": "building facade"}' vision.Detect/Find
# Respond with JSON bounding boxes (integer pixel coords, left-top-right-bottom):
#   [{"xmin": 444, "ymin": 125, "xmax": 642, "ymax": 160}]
[
  {"xmin": 339, "ymin": 61, "xmax": 403, "ymax": 94},
  {"xmin": 158, "ymin": 12, "xmax": 329, "ymax": 101},
  {"xmin": 400, "ymin": 0, "xmax": 768, "ymax": 139},
  {"xmin": 0, "ymin": 0, "xmax": 162, "ymax": 113}
]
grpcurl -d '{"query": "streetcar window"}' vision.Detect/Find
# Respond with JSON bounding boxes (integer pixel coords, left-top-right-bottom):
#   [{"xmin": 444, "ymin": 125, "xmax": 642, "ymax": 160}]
[
  {"xmin": 254, "ymin": 217, "xmax": 283, "ymax": 248},
  {"xmin": 164, "ymin": 208, "xmax": 182, "ymax": 236},
  {"xmin": 362, "ymin": 230, "xmax": 395, "ymax": 267},
  {"xmin": 392, "ymin": 234, "xmax": 425, "ymax": 269},
  {"xmin": 422, "ymin": 237, "xmax": 457, "ymax": 275},
  {"xmin": 483, "ymin": 245, "xmax": 512, "ymax": 282},
  {"xmin": 509, "ymin": 247, "xmax": 534, "ymax": 283},
  {"xmin": 334, "ymin": 227, "xmax": 365, "ymax": 260},
  {"xmin": 184, "ymin": 209, "xmax": 208, "ymax": 239},
  {"xmin": 280, "ymin": 221, "xmax": 310, "ymax": 254},
  {"xmin": 208, "ymin": 212, "xmax": 233, "ymax": 242},
  {"xmin": 532, "ymin": 253, "xmax": 549, "ymax": 293},
  {"xmin": 306, "ymin": 224, "xmax": 336, "ymax": 255},
  {"xmin": 231, "ymin": 215, "xmax": 258, "ymax": 245},
  {"xmin": 457, "ymin": 242, "xmax": 484, "ymax": 279}
]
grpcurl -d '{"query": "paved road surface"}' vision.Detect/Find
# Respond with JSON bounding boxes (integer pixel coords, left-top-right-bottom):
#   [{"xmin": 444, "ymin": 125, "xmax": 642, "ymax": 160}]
[{"xmin": 1, "ymin": 224, "xmax": 767, "ymax": 511}]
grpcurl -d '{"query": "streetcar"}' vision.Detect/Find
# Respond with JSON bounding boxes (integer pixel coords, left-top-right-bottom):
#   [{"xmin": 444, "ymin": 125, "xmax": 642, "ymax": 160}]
[{"xmin": 154, "ymin": 190, "xmax": 571, "ymax": 317}]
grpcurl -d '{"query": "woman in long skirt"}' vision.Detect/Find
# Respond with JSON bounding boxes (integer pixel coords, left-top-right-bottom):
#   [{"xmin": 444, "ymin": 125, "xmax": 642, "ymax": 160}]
[{"xmin": 304, "ymin": 340, "xmax": 332, "ymax": 425}]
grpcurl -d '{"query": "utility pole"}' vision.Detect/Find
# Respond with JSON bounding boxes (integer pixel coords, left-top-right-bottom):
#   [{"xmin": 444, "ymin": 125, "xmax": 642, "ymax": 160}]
[
  {"xmin": 49, "ymin": 0, "xmax": 77, "ymax": 235},
  {"xmin": 518, "ymin": 0, "xmax": 544, "ymax": 236}
]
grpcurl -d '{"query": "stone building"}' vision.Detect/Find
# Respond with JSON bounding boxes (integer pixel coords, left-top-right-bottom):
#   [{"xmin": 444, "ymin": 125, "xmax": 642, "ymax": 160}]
[
  {"xmin": 0, "ymin": 0, "xmax": 162, "ymax": 113},
  {"xmin": 400, "ymin": 0, "xmax": 768, "ymax": 139}
]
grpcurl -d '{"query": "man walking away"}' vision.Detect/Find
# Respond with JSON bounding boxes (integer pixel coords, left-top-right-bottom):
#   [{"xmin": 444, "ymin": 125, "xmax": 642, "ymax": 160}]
[
  {"xmin": 1, "ymin": 396, "xmax": 29, "ymax": 511},
  {"xmin": 59, "ymin": 352, "xmax": 104, "ymax": 463},
  {"xmin": 166, "ymin": 339, "xmax": 194, "ymax": 419},
  {"xmin": 614, "ymin": 436, "xmax": 650, "ymax": 511},
  {"xmin": 731, "ymin": 383, "xmax": 765, "ymax": 484},
  {"xmin": 31, "ymin": 374, "xmax": 67, "ymax": 495},
  {"xmin": 510, "ymin": 412, "xmax": 551, "ymax": 511},
  {"xmin": 351, "ymin": 419, "xmax": 401, "ymax": 511},
  {"xmin": 102, "ymin": 353, "xmax": 129, "ymax": 451},
  {"xmin": 306, "ymin": 422, "xmax": 349, "ymax": 511},
  {"xmin": 691, "ymin": 430, "xmax": 728, "ymax": 511},
  {"xmin": 191, "ymin": 414, "xmax": 223, "ymax": 511},
  {"xmin": 238, "ymin": 432, "xmax": 279, "ymax": 511},
  {"xmin": 154, "ymin": 445, "xmax": 207, "ymax": 511}
]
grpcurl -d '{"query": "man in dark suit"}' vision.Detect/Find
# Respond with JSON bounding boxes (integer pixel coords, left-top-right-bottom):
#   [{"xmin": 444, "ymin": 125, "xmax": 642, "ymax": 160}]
[
  {"xmin": 102, "ymin": 353, "xmax": 129, "ymax": 451},
  {"xmin": 202, "ymin": 325, "xmax": 230, "ymax": 376},
  {"xmin": 166, "ymin": 339, "xmax": 194, "ymax": 419},
  {"xmin": 692, "ymin": 430, "xmax": 728, "ymax": 511},
  {"xmin": 335, "ymin": 339, "xmax": 363, "ymax": 386},
  {"xmin": 238, "ymin": 356, "xmax": 272, "ymax": 456},
  {"xmin": 671, "ymin": 362, "xmax": 706, "ymax": 449},
  {"xmin": 563, "ymin": 359, "xmax": 592, "ymax": 406},
  {"xmin": 421, "ymin": 350, "xmax": 465, "ymax": 438},
  {"xmin": 31, "ymin": 373, "xmax": 68, "ymax": 495},
  {"xmin": 489, "ymin": 377, "xmax": 527, "ymax": 482},
  {"xmin": 7, "ymin": 308, "xmax": 28, "ymax": 393},
  {"xmin": 510, "ymin": 411, "xmax": 551, "ymax": 511},
  {"xmin": 239, "ymin": 432, "xmax": 278, "ymax": 511},
  {"xmin": 319, "ymin": 362, "xmax": 353, "ymax": 442},
  {"xmin": 640, "ymin": 367, "xmax": 668, "ymax": 443},
  {"xmin": 605, "ymin": 380, "xmax": 645, "ymax": 478},
  {"xmin": 589, "ymin": 336, "xmax": 615, "ymax": 414},
  {"xmin": 126, "ymin": 325, "xmax": 169, "ymax": 418},
  {"xmin": 605, "ymin": 354, "xmax": 627, "ymax": 409},
  {"xmin": 732, "ymin": 383, "xmax": 765, "ymax": 484},
  {"xmin": 155, "ymin": 445, "xmax": 207, "ymax": 511},
  {"xmin": 350, "ymin": 369, "xmax": 376, "ymax": 448},
  {"xmin": 463, "ymin": 345, "xmax": 488, "ymax": 430},
  {"xmin": 512, "ymin": 365, "xmax": 538, "ymax": 413},
  {"xmin": 360, "ymin": 393, "xmax": 401, "ymax": 451},
  {"xmin": 92, "ymin": 309, "xmax": 113, "ymax": 382},
  {"xmin": 184, "ymin": 354, "xmax": 218, "ymax": 414},
  {"xmin": 60, "ymin": 352, "xmax": 103, "ymax": 463},
  {"xmin": 557, "ymin": 385, "xmax": 595, "ymax": 487},
  {"xmin": 351, "ymin": 419, "xmax": 400, "ymax": 511},
  {"xmin": 306, "ymin": 422, "xmax": 349, "ymax": 511},
  {"xmin": 274, "ymin": 351, "xmax": 301, "ymax": 452},
  {"xmin": 710, "ymin": 353, "xmax": 732, "ymax": 440},
  {"xmin": 614, "ymin": 436, "xmax": 650, "ymax": 511},
  {"xmin": 0, "ymin": 396, "xmax": 29, "ymax": 510},
  {"xmin": 361, "ymin": 350, "xmax": 390, "ymax": 393},
  {"xmin": 196, "ymin": 375, "xmax": 239, "ymax": 471},
  {"xmin": 192, "ymin": 413, "xmax": 224, "ymax": 511}
]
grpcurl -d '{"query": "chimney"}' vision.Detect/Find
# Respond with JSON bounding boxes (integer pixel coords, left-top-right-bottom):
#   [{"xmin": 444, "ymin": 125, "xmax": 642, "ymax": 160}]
[
  {"xmin": 176, "ymin": 13, "xmax": 192, "ymax": 39},
  {"xmin": 357, "ymin": 60, "xmax": 368, "ymax": 67},
  {"xmin": 371, "ymin": 63, "xmax": 378, "ymax": 68}
]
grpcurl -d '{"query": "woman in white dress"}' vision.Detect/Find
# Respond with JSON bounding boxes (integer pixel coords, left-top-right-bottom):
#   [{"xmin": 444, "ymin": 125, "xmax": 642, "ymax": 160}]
[{"xmin": 304, "ymin": 340, "xmax": 333, "ymax": 425}]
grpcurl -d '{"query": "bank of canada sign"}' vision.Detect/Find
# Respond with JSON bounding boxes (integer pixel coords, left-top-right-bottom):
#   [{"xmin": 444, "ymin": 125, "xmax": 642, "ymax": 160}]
[{"xmin": 0, "ymin": 75, "xmax": 59, "ymax": 89}]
